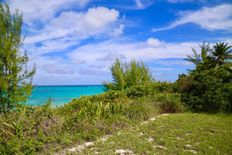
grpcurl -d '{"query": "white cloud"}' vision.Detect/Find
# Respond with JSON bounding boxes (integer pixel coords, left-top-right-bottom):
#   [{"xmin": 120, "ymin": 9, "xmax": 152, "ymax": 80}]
[
  {"xmin": 153, "ymin": 4, "xmax": 232, "ymax": 32},
  {"xmin": 68, "ymin": 39, "xmax": 199, "ymax": 67},
  {"xmin": 147, "ymin": 38, "xmax": 164, "ymax": 46},
  {"xmin": 17, "ymin": 5, "xmax": 123, "ymax": 85},
  {"xmin": 7, "ymin": 0, "xmax": 89, "ymax": 24},
  {"xmin": 25, "ymin": 7, "xmax": 120, "ymax": 44}
]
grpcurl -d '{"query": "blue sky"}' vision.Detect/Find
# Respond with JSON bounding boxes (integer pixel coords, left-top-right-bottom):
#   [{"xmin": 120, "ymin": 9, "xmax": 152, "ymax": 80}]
[{"xmin": 4, "ymin": 0, "xmax": 232, "ymax": 85}]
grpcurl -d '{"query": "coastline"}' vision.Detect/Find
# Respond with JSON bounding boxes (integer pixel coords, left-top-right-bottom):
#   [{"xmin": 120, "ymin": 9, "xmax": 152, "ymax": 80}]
[{"xmin": 27, "ymin": 85, "xmax": 105, "ymax": 106}]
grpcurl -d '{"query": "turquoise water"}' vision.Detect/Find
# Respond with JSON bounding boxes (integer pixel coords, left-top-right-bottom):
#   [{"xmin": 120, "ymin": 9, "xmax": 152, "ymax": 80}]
[{"xmin": 27, "ymin": 85, "xmax": 105, "ymax": 106}]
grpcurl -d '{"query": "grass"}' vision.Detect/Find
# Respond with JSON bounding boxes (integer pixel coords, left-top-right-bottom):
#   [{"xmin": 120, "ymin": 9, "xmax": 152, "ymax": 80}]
[{"xmin": 81, "ymin": 113, "xmax": 232, "ymax": 154}]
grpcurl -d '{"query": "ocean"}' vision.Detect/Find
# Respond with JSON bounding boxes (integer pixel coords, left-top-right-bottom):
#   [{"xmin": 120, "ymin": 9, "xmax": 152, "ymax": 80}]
[{"xmin": 27, "ymin": 85, "xmax": 105, "ymax": 106}]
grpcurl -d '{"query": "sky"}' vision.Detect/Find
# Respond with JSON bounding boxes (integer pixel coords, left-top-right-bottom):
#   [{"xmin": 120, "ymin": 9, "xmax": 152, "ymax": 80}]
[{"xmin": 3, "ymin": 0, "xmax": 232, "ymax": 85}]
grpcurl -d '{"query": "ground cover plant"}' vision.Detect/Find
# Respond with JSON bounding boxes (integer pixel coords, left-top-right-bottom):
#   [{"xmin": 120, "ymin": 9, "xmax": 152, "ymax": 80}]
[{"xmin": 81, "ymin": 113, "xmax": 232, "ymax": 155}]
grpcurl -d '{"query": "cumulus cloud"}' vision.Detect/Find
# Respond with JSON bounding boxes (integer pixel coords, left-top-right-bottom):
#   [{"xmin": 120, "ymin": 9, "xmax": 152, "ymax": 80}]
[
  {"xmin": 7, "ymin": 0, "xmax": 89, "ymax": 24},
  {"xmin": 147, "ymin": 38, "xmax": 164, "ymax": 47},
  {"xmin": 25, "ymin": 7, "xmax": 120, "ymax": 44},
  {"xmin": 153, "ymin": 4, "xmax": 232, "ymax": 32},
  {"xmin": 7, "ymin": 1, "xmax": 123, "ymax": 76}
]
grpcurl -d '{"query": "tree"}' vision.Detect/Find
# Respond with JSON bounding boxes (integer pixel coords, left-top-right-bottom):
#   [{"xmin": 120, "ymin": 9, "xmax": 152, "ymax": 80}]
[
  {"xmin": 0, "ymin": 4, "xmax": 35, "ymax": 113},
  {"xmin": 185, "ymin": 42, "xmax": 210, "ymax": 65},
  {"xmin": 109, "ymin": 58, "xmax": 126, "ymax": 90},
  {"xmin": 211, "ymin": 43, "xmax": 232, "ymax": 66},
  {"xmin": 104, "ymin": 59, "xmax": 153, "ymax": 90}
]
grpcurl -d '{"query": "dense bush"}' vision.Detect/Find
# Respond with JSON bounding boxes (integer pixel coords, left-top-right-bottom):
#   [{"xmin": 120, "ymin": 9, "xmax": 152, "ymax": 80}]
[
  {"xmin": 152, "ymin": 93, "xmax": 186, "ymax": 113},
  {"xmin": 176, "ymin": 42, "xmax": 232, "ymax": 113},
  {"xmin": 125, "ymin": 82, "xmax": 174, "ymax": 98},
  {"xmin": 223, "ymin": 82, "xmax": 232, "ymax": 112},
  {"xmin": 177, "ymin": 68, "xmax": 232, "ymax": 113}
]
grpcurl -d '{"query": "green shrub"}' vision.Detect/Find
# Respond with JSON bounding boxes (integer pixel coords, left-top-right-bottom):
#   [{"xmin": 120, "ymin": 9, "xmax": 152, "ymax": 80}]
[
  {"xmin": 125, "ymin": 85, "xmax": 150, "ymax": 97},
  {"xmin": 124, "ymin": 82, "xmax": 174, "ymax": 98},
  {"xmin": 102, "ymin": 90, "xmax": 128, "ymax": 100},
  {"xmin": 152, "ymin": 82, "xmax": 174, "ymax": 93},
  {"xmin": 76, "ymin": 101, "xmax": 126, "ymax": 119},
  {"xmin": 223, "ymin": 83, "xmax": 232, "ymax": 112},
  {"xmin": 104, "ymin": 59, "xmax": 154, "ymax": 91},
  {"xmin": 152, "ymin": 93, "xmax": 186, "ymax": 113},
  {"xmin": 0, "ymin": 103, "xmax": 65, "ymax": 154},
  {"xmin": 177, "ymin": 68, "xmax": 231, "ymax": 113},
  {"xmin": 124, "ymin": 102, "xmax": 152, "ymax": 121}
]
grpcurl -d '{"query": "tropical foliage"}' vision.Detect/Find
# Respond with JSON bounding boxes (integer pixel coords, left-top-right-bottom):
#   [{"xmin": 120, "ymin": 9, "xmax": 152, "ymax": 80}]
[{"xmin": 176, "ymin": 42, "xmax": 232, "ymax": 112}]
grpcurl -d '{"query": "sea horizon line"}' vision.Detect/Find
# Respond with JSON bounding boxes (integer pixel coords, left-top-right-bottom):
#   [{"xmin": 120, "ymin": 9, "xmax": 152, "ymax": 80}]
[{"xmin": 34, "ymin": 84, "xmax": 104, "ymax": 87}]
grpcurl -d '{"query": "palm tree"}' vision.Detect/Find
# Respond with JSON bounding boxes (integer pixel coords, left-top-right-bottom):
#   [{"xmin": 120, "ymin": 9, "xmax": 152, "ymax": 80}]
[
  {"xmin": 211, "ymin": 43, "xmax": 232, "ymax": 65},
  {"xmin": 185, "ymin": 42, "xmax": 210, "ymax": 65}
]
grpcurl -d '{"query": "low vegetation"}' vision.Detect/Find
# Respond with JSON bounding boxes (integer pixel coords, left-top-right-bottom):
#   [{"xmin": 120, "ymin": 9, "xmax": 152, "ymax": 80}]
[
  {"xmin": 0, "ymin": 89, "xmax": 182, "ymax": 154},
  {"xmin": 81, "ymin": 113, "xmax": 232, "ymax": 154}
]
